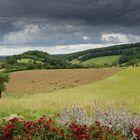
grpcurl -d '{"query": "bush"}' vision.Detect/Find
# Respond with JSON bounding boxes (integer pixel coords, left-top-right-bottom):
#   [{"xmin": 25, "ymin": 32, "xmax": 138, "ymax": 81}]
[
  {"xmin": 0, "ymin": 115, "xmax": 131, "ymax": 140},
  {"xmin": 0, "ymin": 105, "xmax": 140, "ymax": 140}
]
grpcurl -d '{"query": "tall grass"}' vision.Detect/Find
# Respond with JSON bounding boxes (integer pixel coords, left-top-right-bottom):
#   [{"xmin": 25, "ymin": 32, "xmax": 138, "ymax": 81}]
[{"xmin": 0, "ymin": 68, "xmax": 140, "ymax": 118}]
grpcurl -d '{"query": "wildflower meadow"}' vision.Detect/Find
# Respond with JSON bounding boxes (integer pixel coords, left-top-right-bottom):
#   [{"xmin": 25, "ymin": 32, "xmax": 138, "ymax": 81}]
[{"xmin": 0, "ymin": 104, "xmax": 140, "ymax": 140}]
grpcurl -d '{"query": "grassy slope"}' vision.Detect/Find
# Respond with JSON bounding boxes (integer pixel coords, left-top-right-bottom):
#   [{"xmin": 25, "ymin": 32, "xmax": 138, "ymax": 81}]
[
  {"xmin": 17, "ymin": 58, "xmax": 43, "ymax": 64},
  {"xmin": 82, "ymin": 55, "xmax": 121, "ymax": 66},
  {"xmin": 0, "ymin": 68, "xmax": 140, "ymax": 118}
]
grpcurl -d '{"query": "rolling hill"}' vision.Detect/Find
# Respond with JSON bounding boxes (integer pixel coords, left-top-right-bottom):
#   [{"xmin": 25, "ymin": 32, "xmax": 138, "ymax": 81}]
[
  {"xmin": 1, "ymin": 42, "xmax": 140, "ymax": 71},
  {"xmin": 60, "ymin": 42, "xmax": 140, "ymax": 61},
  {"xmin": 80, "ymin": 55, "xmax": 121, "ymax": 67},
  {"xmin": 59, "ymin": 42, "xmax": 140, "ymax": 67},
  {"xmin": 0, "ymin": 67, "xmax": 140, "ymax": 117},
  {"xmin": 70, "ymin": 55, "xmax": 121, "ymax": 67},
  {"xmin": 3, "ymin": 51, "xmax": 80, "ymax": 72}
]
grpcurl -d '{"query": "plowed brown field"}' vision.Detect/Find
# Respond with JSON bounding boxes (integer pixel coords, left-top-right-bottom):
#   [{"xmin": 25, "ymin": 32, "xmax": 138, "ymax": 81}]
[{"xmin": 6, "ymin": 68, "xmax": 120, "ymax": 95}]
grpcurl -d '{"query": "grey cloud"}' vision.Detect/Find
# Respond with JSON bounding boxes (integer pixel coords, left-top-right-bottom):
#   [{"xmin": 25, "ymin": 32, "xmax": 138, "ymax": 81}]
[
  {"xmin": 0, "ymin": 0, "xmax": 140, "ymax": 26},
  {"xmin": 3, "ymin": 22, "xmax": 102, "ymax": 45},
  {"xmin": 0, "ymin": 0, "xmax": 140, "ymax": 49}
]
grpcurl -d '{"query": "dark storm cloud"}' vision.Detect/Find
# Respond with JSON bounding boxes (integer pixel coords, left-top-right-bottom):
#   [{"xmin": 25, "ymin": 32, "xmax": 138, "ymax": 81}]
[
  {"xmin": 0, "ymin": 0, "xmax": 140, "ymax": 26},
  {"xmin": 0, "ymin": 0, "xmax": 140, "ymax": 55}
]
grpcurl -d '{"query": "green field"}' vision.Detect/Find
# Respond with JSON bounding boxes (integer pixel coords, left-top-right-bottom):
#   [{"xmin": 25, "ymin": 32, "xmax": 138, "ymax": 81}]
[
  {"xmin": 0, "ymin": 68, "xmax": 140, "ymax": 118},
  {"xmin": 82, "ymin": 55, "xmax": 121, "ymax": 67},
  {"xmin": 17, "ymin": 58, "xmax": 43, "ymax": 64}
]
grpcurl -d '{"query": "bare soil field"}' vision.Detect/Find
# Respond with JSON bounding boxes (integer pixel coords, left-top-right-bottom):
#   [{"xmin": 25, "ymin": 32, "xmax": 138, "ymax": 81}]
[{"xmin": 6, "ymin": 68, "xmax": 120, "ymax": 95}]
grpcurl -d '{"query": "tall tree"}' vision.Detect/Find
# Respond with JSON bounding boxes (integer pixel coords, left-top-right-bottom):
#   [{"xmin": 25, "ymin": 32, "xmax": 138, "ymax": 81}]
[
  {"xmin": 0, "ymin": 72, "xmax": 9, "ymax": 98},
  {"xmin": 128, "ymin": 57, "xmax": 139, "ymax": 67}
]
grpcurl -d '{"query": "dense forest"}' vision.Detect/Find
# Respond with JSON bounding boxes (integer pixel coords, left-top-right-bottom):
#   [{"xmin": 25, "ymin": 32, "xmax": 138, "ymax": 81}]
[{"xmin": 0, "ymin": 42, "xmax": 140, "ymax": 71}]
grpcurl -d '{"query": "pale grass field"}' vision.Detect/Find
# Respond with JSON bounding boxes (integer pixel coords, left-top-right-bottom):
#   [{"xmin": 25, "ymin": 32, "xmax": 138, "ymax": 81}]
[{"xmin": 0, "ymin": 68, "xmax": 140, "ymax": 118}]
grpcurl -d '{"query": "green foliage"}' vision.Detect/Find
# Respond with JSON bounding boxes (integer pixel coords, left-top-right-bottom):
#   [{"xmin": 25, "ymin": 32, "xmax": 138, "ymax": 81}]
[
  {"xmin": 6, "ymin": 56, "xmax": 17, "ymax": 65},
  {"xmin": 3, "ymin": 50, "xmax": 81, "ymax": 72},
  {"xmin": 0, "ymin": 114, "xmax": 134, "ymax": 140},
  {"xmin": 60, "ymin": 42, "xmax": 140, "ymax": 67},
  {"xmin": 82, "ymin": 55, "xmax": 121, "ymax": 67},
  {"xmin": 17, "ymin": 58, "xmax": 43, "ymax": 64},
  {"xmin": 0, "ymin": 61, "xmax": 4, "ymax": 69},
  {"xmin": 2, "ymin": 42, "xmax": 140, "ymax": 71},
  {"xmin": 127, "ymin": 57, "xmax": 139, "ymax": 67},
  {"xmin": 0, "ymin": 72, "xmax": 9, "ymax": 97},
  {"xmin": 60, "ymin": 42, "xmax": 140, "ymax": 61}
]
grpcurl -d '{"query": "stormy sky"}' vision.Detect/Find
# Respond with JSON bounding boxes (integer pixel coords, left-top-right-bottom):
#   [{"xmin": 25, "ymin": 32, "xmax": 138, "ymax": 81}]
[{"xmin": 0, "ymin": 0, "xmax": 140, "ymax": 55}]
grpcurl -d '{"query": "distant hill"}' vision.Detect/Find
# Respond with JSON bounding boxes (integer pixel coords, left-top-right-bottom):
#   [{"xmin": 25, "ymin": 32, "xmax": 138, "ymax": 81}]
[
  {"xmin": 3, "ymin": 51, "xmax": 80, "ymax": 72},
  {"xmin": 0, "ymin": 56, "xmax": 7, "ymax": 60},
  {"xmin": 1, "ymin": 42, "xmax": 140, "ymax": 71},
  {"xmin": 59, "ymin": 42, "xmax": 140, "ymax": 67}
]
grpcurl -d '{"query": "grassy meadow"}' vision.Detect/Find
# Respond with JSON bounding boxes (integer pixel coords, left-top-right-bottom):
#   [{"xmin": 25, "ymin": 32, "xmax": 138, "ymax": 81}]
[
  {"xmin": 0, "ymin": 67, "xmax": 140, "ymax": 119},
  {"xmin": 82, "ymin": 55, "xmax": 121, "ymax": 67},
  {"xmin": 17, "ymin": 58, "xmax": 43, "ymax": 64}
]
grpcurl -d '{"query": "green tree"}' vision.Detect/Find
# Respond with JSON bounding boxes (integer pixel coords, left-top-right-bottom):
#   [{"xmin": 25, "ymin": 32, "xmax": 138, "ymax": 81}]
[
  {"xmin": 128, "ymin": 57, "xmax": 139, "ymax": 67},
  {"xmin": 6, "ymin": 56, "xmax": 17, "ymax": 65},
  {"xmin": 0, "ymin": 72, "xmax": 9, "ymax": 98}
]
